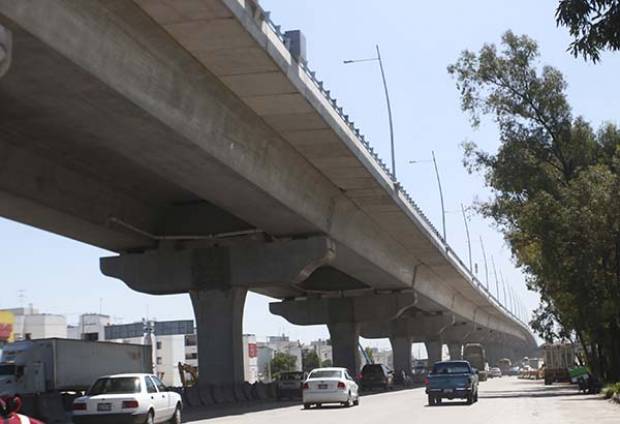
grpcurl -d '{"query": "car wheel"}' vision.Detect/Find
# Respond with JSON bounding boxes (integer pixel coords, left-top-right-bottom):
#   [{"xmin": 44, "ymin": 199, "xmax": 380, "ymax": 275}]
[
  {"xmin": 316, "ymin": 403, "xmax": 322, "ymax": 408},
  {"xmin": 428, "ymin": 395, "xmax": 435, "ymax": 406},
  {"xmin": 145, "ymin": 410, "xmax": 155, "ymax": 424},
  {"xmin": 168, "ymin": 405, "xmax": 181, "ymax": 424},
  {"xmin": 466, "ymin": 394, "xmax": 473, "ymax": 405},
  {"xmin": 303, "ymin": 403, "xmax": 311, "ymax": 409}
]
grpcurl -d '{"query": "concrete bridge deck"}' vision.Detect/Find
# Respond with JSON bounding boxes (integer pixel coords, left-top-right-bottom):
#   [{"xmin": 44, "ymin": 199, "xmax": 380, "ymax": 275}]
[{"xmin": 0, "ymin": 0, "xmax": 535, "ymax": 384}]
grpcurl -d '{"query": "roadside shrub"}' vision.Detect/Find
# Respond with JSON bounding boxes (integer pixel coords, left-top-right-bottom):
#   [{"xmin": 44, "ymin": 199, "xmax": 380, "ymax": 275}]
[{"xmin": 602, "ymin": 382, "xmax": 620, "ymax": 399}]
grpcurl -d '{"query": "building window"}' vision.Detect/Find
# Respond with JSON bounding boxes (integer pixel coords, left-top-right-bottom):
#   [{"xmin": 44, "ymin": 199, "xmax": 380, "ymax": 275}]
[
  {"xmin": 185, "ymin": 353, "xmax": 197, "ymax": 360},
  {"xmin": 83, "ymin": 333, "xmax": 99, "ymax": 341},
  {"xmin": 156, "ymin": 357, "xmax": 162, "ymax": 365},
  {"xmin": 156, "ymin": 341, "xmax": 162, "ymax": 350}
]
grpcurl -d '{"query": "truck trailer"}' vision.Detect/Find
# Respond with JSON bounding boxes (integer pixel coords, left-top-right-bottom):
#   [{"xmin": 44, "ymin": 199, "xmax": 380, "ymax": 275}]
[{"xmin": 0, "ymin": 338, "xmax": 152, "ymax": 396}]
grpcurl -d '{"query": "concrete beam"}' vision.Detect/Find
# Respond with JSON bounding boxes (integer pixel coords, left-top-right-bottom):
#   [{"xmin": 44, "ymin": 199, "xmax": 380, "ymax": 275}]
[
  {"xmin": 101, "ymin": 237, "xmax": 335, "ymax": 295},
  {"xmin": 361, "ymin": 312, "xmax": 455, "ymax": 341},
  {"xmin": 269, "ymin": 292, "xmax": 417, "ymax": 326}
]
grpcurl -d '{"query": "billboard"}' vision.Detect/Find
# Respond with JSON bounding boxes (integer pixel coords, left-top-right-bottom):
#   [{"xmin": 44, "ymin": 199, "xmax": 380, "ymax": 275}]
[{"xmin": 0, "ymin": 310, "xmax": 15, "ymax": 343}]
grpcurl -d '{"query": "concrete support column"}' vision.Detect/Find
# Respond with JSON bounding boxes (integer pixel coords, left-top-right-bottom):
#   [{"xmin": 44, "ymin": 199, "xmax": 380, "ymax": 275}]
[
  {"xmin": 390, "ymin": 336, "xmax": 413, "ymax": 377},
  {"xmin": 425, "ymin": 340, "xmax": 443, "ymax": 365},
  {"xmin": 448, "ymin": 343, "xmax": 462, "ymax": 360},
  {"xmin": 328, "ymin": 321, "xmax": 361, "ymax": 376},
  {"xmin": 190, "ymin": 287, "xmax": 247, "ymax": 385}
]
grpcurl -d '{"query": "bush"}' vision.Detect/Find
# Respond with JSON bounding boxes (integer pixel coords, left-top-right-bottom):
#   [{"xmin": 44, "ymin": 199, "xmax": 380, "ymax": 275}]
[{"xmin": 602, "ymin": 382, "xmax": 620, "ymax": 399}]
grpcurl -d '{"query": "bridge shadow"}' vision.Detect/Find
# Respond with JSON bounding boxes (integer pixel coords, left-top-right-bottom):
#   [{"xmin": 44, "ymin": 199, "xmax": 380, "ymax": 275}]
[{"xmin": 182, "ymin": 400, "xmax": 300, "ymax": 422}]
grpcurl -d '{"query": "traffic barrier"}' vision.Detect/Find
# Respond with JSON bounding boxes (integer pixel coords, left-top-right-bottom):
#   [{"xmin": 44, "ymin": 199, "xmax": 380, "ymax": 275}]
[
  {"xmin": 184, "ymin": 385, "xmax": 202, "ymax": 408},
  {"xmin": 242, "ymin": 382, "xmax": 253, "ymax": 401},
  {"xmin": 251, "ymin": 382, "xmax": 269, "ymax": 401},
  {"xmin": 266, "ymin": 382, "xmax": 277, "ymax": 399},
  {"xmin": 198, "ymin": 385, "xmax": 215, "ymax": 406},
  {"xmin": 233, "ymin": 383, "xmax": 248, "ymax": 402},
  {"xmin": 35, "ymin": 392, "xmax": 66, "ymax": 424}
]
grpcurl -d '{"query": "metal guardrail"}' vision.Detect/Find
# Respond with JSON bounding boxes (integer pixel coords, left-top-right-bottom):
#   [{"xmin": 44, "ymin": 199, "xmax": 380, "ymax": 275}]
[{"xmin": 257, "ymin": 5, "xmax": 528, "ymax": 330}]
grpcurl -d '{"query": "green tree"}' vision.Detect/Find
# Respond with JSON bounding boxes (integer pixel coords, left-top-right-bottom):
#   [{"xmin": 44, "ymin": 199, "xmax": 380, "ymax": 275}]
[
  {"xmin": 364, "ymin": 347, "xmax": 375, "ymax": 363},
  {"xmin": 448, "ymin": 30, "xmax": 620, "ymax": 380},
  {"xmin": 270, "ymin": 352, "xmax": 297, "ymax": 378},
  {"xmin": 302, "ymin": 349, "xmax": 320, "ymax": 372},
  {"xmin": 321, "ymin": 359, "xmax": 333, "ymax": 367},
  {"xmin": 556, "ymin": 0, "xmax": 620, "ymax": 61}
]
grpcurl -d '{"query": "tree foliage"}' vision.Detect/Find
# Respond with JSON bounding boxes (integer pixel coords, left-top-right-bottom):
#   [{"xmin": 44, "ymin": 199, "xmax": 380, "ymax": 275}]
[
  {"xmin": 270, "ymin": 352, "xmax": 297, "ymax": 377},
  {"xmin": 302, "ymin": 349, "xmax": 320, "ymax": 372},
  {"xmin": 556, "ymin": 0, "xmax": 620, "ymax": 61},
  {"xmin": 449, "ymin": 31, "xmax": 620, "ymax": 380}
]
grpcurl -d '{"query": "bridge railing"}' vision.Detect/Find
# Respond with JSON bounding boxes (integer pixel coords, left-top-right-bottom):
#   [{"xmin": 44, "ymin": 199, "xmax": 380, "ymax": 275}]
[{"xmin": 255, "ymin": 3, "xmax": 528, "ymax": 331}]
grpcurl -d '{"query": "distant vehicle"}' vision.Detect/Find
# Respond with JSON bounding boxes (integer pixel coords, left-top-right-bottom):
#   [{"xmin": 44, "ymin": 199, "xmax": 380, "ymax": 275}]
[
  {"xmin": 425, "ymin": 360, "xmax": 479, "ymax": 405},
  {"xmin": 489, "ymin": 367, "xmax": 502, "ymax": 378},
  {"xmin": 72, "ymin": 373, "xmax": 182, "ymax": 424},
  {"xmin": 276, "ymin": 371, "xmax": 307, "ymax": 400},
  {"xmin": 0, "ymin": 338, "xmax": 152, "ymax": 396},
  {"xmin": 509, "ymin": 366, "xmax": 522, "ymax": 376},
  {"xmin": 543, "ymin": 343, "xmax": 576, "ymax": 384},
  {"xmin": 463, "ymin": 344, "xmax": 488, "ymax": 381},
  {"xmin": 302, "ymin": 368, "xmax": 359, "ymax": 409},
  {"xmin": 360, "ymin": 363, "xmax": 394, "ymax": 390},
  {"xmin": 498, "ymin": 358, "xmax": 512, "ymax": 376}
]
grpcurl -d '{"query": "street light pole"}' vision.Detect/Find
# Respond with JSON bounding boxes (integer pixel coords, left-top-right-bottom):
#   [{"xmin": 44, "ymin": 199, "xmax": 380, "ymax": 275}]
[
  {"xmin": 375, "ymin": 45, "xmax": 396, "ymax": 180},
  {"xmin": 461, "ymin": 203, "xmax": 472, "ymax": 272},
  {"xmin": 432, "ymin": 151, "xmax": 446, "ymax": 241},
  {"xmin": 344, "ymin": 45, "xmax": 396, "ymax": 180},
  {"xmin": 479, "ymin": 236, "xmax": 489, "ymax": 290}
]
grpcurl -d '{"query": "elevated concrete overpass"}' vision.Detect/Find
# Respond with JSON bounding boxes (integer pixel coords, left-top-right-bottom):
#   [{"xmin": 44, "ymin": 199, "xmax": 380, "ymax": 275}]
[{"xmin": 0, "ymin": 0, "xmax": 535, "ymax": 384}]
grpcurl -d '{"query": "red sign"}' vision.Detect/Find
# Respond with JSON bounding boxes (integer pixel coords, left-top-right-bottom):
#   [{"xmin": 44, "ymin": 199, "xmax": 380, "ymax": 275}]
[
  {"xmin": 0, "ymin": 323, "xmax": 12, "ymax": 340},
  {"xmin": 248, "ymin": 343, "xmax": 257, "ymax": 358}
]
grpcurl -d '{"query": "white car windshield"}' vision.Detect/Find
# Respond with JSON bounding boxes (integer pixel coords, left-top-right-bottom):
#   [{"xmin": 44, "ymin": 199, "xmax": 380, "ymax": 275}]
[
  {"xmin": 308, "ymin": 370, "xmax": 342, "ymax": 379},
  {"xmin": 88, "ymin": 377, "xmax": 141, "ymax": 395}
]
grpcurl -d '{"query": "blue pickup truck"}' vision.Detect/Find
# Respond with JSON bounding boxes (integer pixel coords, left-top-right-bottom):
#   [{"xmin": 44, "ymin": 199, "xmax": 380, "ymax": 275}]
[{"xmin": 425, "ymin": 360, "xmax": 479, "ymax": 405}]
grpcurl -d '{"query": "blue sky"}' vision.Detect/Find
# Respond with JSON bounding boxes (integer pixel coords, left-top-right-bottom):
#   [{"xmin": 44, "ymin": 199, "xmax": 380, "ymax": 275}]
[{"xmin": 2, "ymin": 1, "xmax": 619, "ymax": 351}]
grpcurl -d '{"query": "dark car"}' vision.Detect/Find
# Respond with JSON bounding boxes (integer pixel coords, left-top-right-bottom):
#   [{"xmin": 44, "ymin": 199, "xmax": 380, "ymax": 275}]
[
  {"xmin": 425, "ymin": 360, "xmax": 479, "ymax": 405},
  {"xmin": 276, "ymin": 371, "xmax": 307, "ymax": 400},
  {"xmin": 360, "ymin": 364, "xmax": 394, "ymax": 390}
]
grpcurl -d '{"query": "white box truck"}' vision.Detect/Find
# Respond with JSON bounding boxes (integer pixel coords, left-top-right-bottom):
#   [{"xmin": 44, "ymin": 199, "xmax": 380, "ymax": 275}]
[{"xmin": 0, "ymin": 338, "xmax": 152, "ymax": 396}]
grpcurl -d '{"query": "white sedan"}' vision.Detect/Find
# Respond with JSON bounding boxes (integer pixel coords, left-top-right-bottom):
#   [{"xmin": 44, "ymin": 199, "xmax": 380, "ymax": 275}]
[
  {"xmin": 302, "ymin": 367, "xmax": 360, "ymax": 409},
  {"xmin": 72, "ymin": 373, "xmax": 182, "ymax": 424}
]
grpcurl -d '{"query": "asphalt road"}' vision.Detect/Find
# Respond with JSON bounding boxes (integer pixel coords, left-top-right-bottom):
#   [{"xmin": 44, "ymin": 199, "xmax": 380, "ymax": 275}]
[{"xmin": 185, "ymin": 377, "xmax": 619, "ymax": 423}]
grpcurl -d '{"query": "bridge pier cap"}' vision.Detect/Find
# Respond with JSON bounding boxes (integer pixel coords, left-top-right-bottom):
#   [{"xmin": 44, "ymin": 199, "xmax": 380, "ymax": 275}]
[{"xmin": 100, "ymin": 237, "xmax": 341, "ymax": 385}]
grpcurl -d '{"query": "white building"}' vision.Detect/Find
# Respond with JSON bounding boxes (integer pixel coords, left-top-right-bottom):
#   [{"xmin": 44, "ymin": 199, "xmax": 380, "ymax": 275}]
[
  {"xmin": 7, "ymin": 307, "xmax": 67, "ymax": 340},
  {"xmin": 242, "ymin": 334, "xmax": 258, "ymax": 383},
  {"xmin": 309, "ymin": 339, "xmax": 332, "ymax": 365},
  {"xmin": 256, "ymin": 335, "xmax": 303, "ymax": 381},
  {"xmin": 104, "ymin": 320, "xmax": 194, "ymax": 387}
]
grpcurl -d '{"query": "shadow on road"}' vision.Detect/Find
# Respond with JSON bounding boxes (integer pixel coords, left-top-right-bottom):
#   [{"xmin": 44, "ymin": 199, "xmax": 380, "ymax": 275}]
[
  {"xmin": 182, "ymin": 400, "xmax": 299, "ymax": 422},
  {"xmin": 480, "ymin": 382, "xmax": 584, "ymax": 399}
]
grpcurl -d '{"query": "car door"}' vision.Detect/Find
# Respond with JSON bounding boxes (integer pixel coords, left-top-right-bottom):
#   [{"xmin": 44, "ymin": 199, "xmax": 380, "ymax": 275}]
[
  {"xmin": 151, "ymin": 375, "xmax": 172, "ymax": 420},
  {"xmin": 145, "ymin": 376, "xmax": 165, "ymax": 422},
  {"xmin": 345, "ymin": 370, "xmax": 358, "ymax": 398}
]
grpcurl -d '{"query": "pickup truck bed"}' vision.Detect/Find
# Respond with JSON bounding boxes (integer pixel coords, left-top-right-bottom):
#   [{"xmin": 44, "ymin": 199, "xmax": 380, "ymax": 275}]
[{"xmin": 425, "ymin": 360, "xmax": 479, "ymax": 406}]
